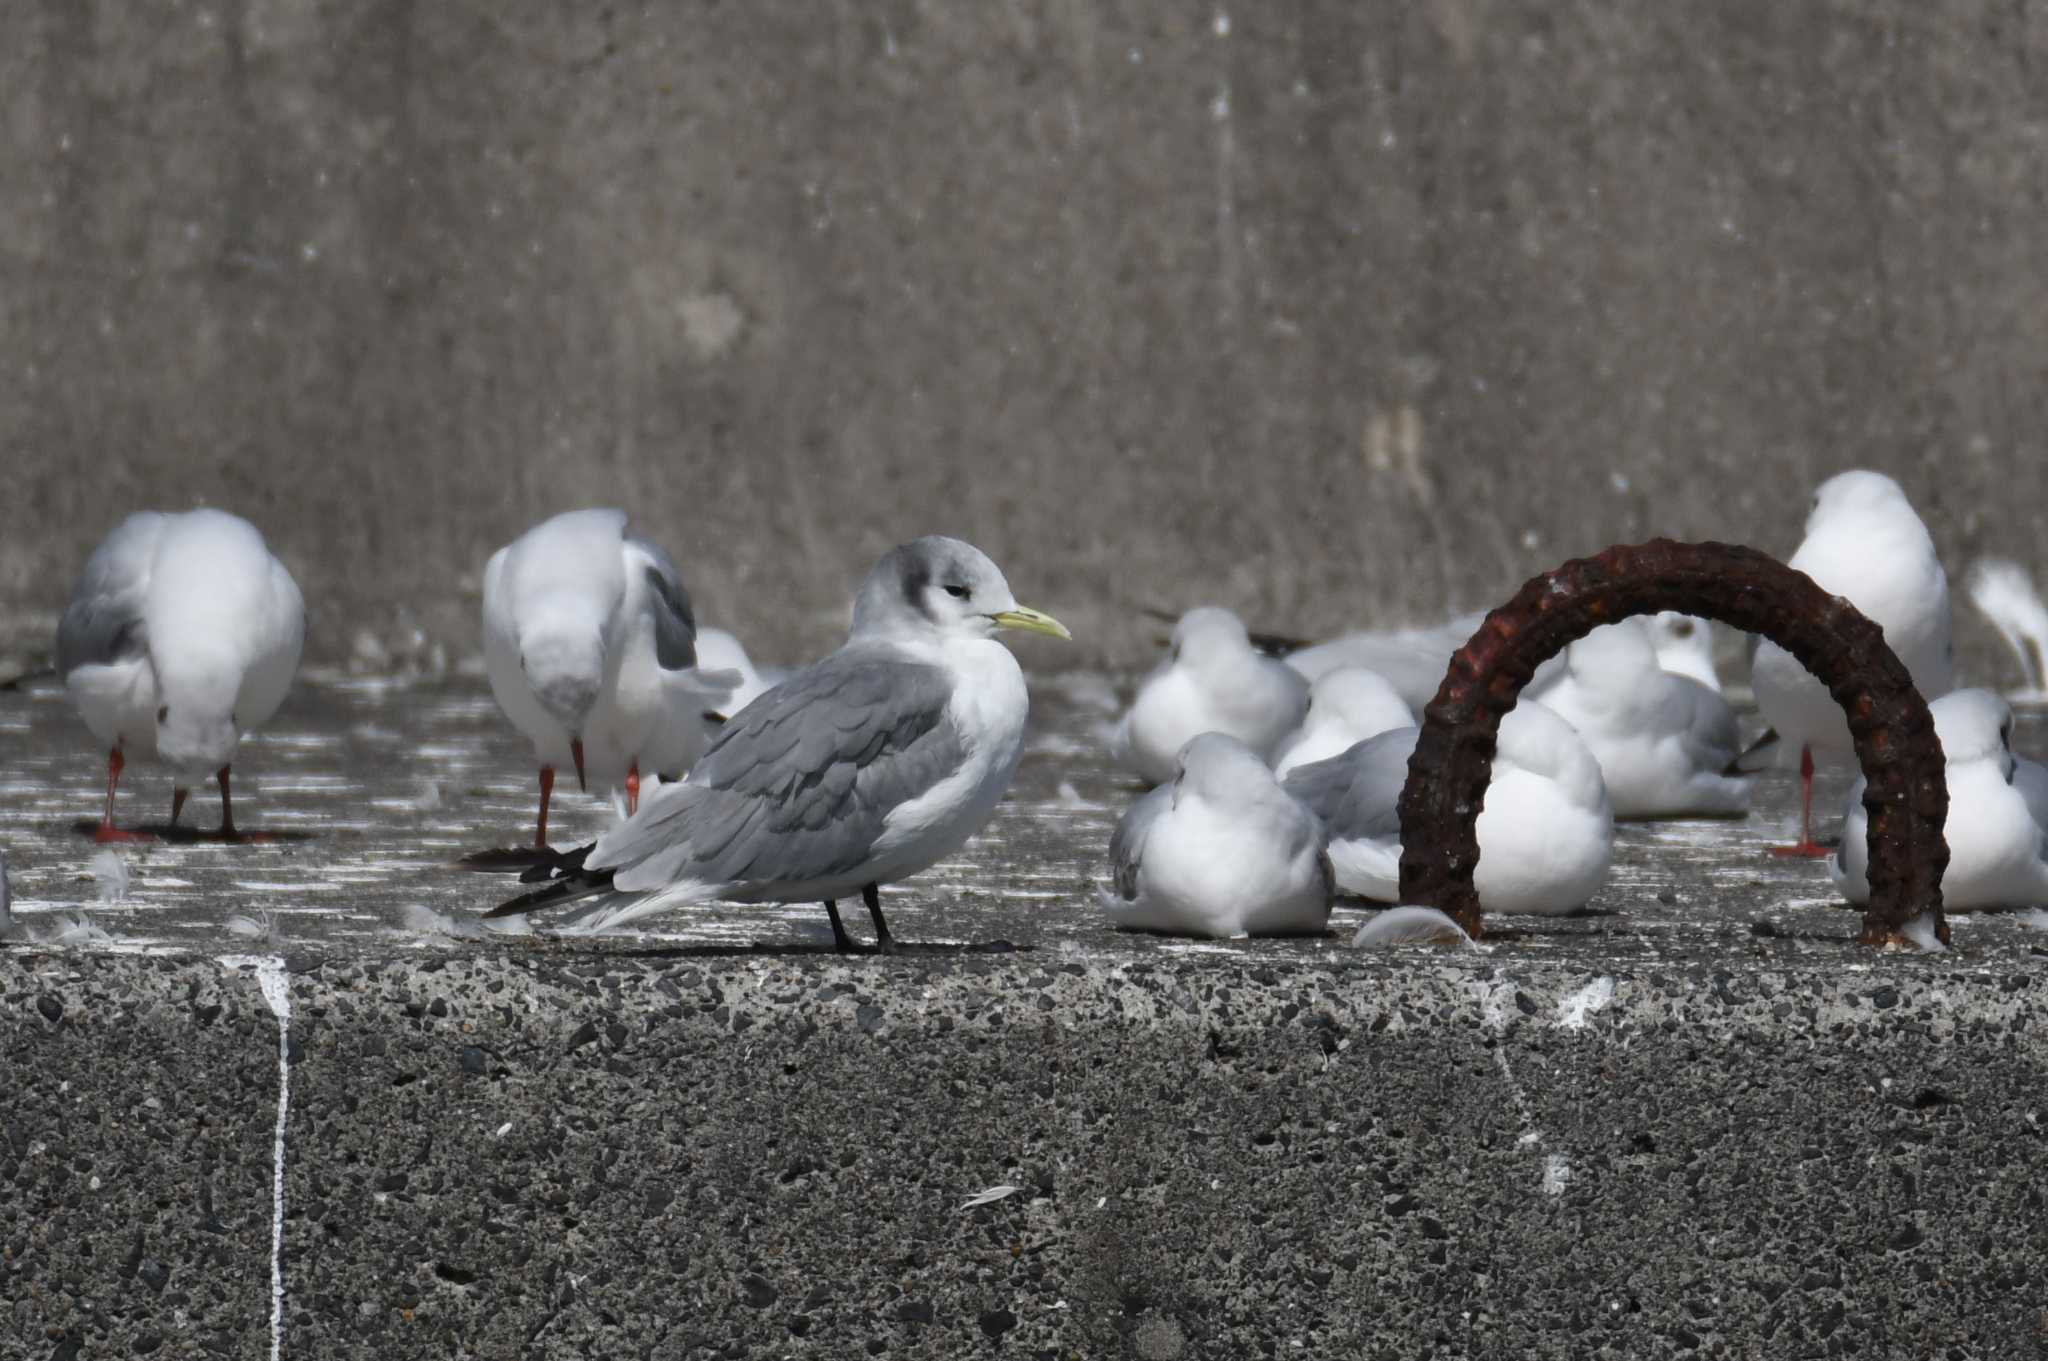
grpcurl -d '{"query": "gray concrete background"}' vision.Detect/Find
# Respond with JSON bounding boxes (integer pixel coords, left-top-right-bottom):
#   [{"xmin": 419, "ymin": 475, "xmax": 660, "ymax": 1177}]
[{"xmin": 5, "ymin": 3, "xmax": 2048, "ymax": 670}]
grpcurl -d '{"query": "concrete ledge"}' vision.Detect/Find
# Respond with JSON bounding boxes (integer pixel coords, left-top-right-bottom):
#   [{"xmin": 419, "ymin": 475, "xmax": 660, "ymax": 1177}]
[{"xmin": 8, "ymin": 947, "xmax": 2047, "ymax": 1358}]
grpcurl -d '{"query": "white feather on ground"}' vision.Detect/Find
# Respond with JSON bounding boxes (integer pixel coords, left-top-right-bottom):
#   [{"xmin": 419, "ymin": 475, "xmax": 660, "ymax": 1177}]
[
  {"xmin": 1351, "ymin": 906, "xmax": 1480, "ymax": 949},
  {"xmin": 89, "ymin": 849, "xmax": 130, "ymax": 902}
]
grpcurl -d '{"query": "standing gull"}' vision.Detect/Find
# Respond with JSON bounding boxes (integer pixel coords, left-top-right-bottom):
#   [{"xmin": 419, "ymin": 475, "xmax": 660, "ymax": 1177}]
[
  {"xmin": 1284, "ymin": 702, "xmax": 1613, "ymax": 915},
  {"xmin": 487, "ymin": 536, "xmax": 1070, "ymax": 949},
  {"xmin": 482, "ymin": 509, "xmax": 739, "ymax": 851},
  {"xmin": 1099, "ymin": 733, "xmax": 1333, "ymax": 939},
  {"xmin": 57, "ymin": 509, "xmax": 304, "ymax": 841},
  {"xmin": 1112, "ymin": 607, "xmax": 1308, "ymax": 786},
  {"xmin": 1752, "ymin": 470, "xmax": 1952, "ymax": 856}
]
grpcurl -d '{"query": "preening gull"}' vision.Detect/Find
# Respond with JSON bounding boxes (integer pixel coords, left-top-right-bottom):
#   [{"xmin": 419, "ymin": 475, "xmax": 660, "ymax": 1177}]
[
  {"xmin": 1752, "ymin": 471, "xmax": 1952, "ymax": 856},
  {"xmin": 487, "ymin": 536, "xmax": 1070, "ymax": 949},
  {"xmin": 1112, "ymin": 607, "xmax": 1308, "ymax": 786},
  {"xmin": 1284, "ymin": 702, "xmax": 1613, "ymax": 915},
  {"xmin": 1098, "ymin": 733, "xmax": 1333, "ymax": 939},
  {"xmin": 1531, "ymin": 617, "xmax": 1749, "ymax": 819},
  {"xmin": 1270, "ymin": 666, "xmax": 1414, "ymax": 779},
  {"xmin": 57, "ymin": 509, "xmax": 304, "ymax": 841},
  {"xmin": 1831, "ymin": 689, "xmax": 2048, "ymax": 910},
  {"xmin": 482, "ymin": 509, "xmax": 740, "ymax": 849}
]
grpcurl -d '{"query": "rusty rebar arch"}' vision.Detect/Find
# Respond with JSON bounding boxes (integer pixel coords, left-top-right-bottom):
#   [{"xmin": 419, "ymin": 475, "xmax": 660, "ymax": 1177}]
[{"xmin": 1394, "ymin": 539, "xmax": 1949, "ymax": 946}]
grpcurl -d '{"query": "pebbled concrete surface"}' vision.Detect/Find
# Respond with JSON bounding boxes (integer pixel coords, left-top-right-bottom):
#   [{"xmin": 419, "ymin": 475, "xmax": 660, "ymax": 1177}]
[
  {"xmin": 8, "ymin": 676, "xmax": 2048, "ymax": 1356},
  {"xmin": 7, "ymin": 950, "xmax": 2048, "ymax": 1358}
]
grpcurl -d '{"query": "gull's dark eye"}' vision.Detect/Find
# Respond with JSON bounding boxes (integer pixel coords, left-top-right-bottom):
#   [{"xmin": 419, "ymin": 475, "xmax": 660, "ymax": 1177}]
[
  {"xmin": 1670, "ymin": 620, "xmax": 1694, "ymax": 638},
  {"xmin": 156, "ymin": 705, "xmax": 169, "ymax": 723},
  {"xmin": 944, "ymin": 584, "xmax": 970, "ymax": 599}
]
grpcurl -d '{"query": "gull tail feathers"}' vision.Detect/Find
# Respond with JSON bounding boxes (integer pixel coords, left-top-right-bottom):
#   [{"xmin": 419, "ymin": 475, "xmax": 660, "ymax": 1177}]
[
  {"xmin": 1732, "ymin": 727, "xmax": 1780, "ymax": 774},
  {"xmin": 1096, "ymin": 888, "xmax": 1228, "ymax": 938},
  {"xmin": 554, "ymin": 881, "xmax": 718, "ymax": 935},
  {"xmin": 486, "ymin": 852, "xmax": 615, "ymax": 918},
  {"xmin": 674, "ymin": 665, "xmax": 745, "ymax": 709},
  {"xmin": 1967, "ymin": 558, "xmax": 2048, "ymax": 695}
]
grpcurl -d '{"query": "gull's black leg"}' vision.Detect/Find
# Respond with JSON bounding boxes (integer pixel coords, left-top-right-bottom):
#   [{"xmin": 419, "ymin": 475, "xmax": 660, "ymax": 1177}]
[
  {"xmin": 823, "ymin": 900, "xmax": 855, "ymax": 953},
  {"xmin": 862, "ymin": 883, "xmax": 896, "ymax": 955}
]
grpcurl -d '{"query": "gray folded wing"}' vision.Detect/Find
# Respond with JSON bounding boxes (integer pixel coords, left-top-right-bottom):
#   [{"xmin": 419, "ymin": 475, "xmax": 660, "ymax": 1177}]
[
  {"xmin": 590, "ymin": 647, "xmax": 965, "ymax": 892},
  {"xmin": 1106, "ymin": 784, "xmax": 1172, "ymax": 902},
  {"xmin": 56, "ymin": 512, "xmax": 166, "ymax": 675},
  {"xmin": 624, "ymin": 534, "xmax": 699, "ymax": 670},
  {"xmin": 1281, "ymin": 726, "xmax": 1420, "ymax": 842}
]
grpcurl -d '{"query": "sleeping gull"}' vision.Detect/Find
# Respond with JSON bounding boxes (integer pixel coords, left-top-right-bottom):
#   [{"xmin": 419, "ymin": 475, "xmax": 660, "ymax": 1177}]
[
  {"xmin": 1752, "ymin": 470, "xmax": 1952, "ymax": 856},
  {"xmin": 1284, "ymin": 701, "xmax": 1613, "ymax": 915},
  {"xmin": 482, "ymin": 509, "xmax": 740, "ymax": 850},
  {"xmin": 1098, "ymin": 733, "xmax": 1333, "ymax": 938},
  {"xmin": 57, "ymin": 509, "xmax": 304, "ymax": 841},
  {"xmin": 1270, "ymin": 666, "xmax": 1414, "ymax": 778},
  {"xmin": 1831, "ymin": 689, "xmax": 2048, "ymax": 910},
  {"xmin": 1531, "ymin": 617, "xmax": 1749, "ymax": 819},
  {"xmin": 1283, "ymin": 609, "xmax": 1719, "ymax": 711},
  {"xmin": 1112, "ymin": 607, "xmax": 1308, "ymax": 785},
  {"xmin": 485, "ymin": 536, "xmax": 1070, "ymax": 949}
]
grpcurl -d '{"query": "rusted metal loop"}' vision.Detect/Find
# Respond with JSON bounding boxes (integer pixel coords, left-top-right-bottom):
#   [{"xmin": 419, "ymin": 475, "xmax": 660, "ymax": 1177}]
[{"xmin": 1394, "ymin": 539, "xmax": 1949, "ymax": 947}]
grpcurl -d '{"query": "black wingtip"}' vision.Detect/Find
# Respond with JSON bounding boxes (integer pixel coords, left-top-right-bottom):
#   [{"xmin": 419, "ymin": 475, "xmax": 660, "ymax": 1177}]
[
  {"xmin": 1246, "ymin": 628, "xmax": 1309, "ymax": 657},
  {"xmin": 1731, "ymin": 727, "xmax": 1780, "ymax": 775}
]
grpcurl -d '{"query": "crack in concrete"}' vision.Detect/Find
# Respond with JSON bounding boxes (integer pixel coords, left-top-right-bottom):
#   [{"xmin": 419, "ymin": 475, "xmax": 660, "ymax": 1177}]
[{"xmin": 219, "ymin": 954, "xmax": 291, "ymax": 1361}]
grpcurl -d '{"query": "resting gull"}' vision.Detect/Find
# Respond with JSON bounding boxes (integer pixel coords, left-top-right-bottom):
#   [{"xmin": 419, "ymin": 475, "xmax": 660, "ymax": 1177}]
[
  {"xmin": 1831, "ymin": 689, "xmax": 2048, "ymax": 911},
  {"xmin": 1098, "ymin": 732, "xmax": 1333, "ymax": 939},
  {"xmin": 1112, "ymin": 606, "xmax": 1308, "ymax": 786},
  {"xmin": 1531, "ymin": 617, "xmax": 1748, "ymax": 819},
  {"xmin": 1283, "ymin": 701, "xmax": 1613, "ymax": 915},
  {"xmin": 1270, "ymin": 665, "xmax": 1414, "ymax": 779},
  {"xmin": 57, "ymin": 509, "xmax": 304, "ymax": 841},
  {"xmin": 487, "ymin": 536, "xmax": 1069, "ymax": 949}
]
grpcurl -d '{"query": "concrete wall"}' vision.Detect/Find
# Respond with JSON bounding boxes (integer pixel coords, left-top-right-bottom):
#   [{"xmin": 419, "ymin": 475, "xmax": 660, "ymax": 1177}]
[
  {"xmin": 8, "ymin": 950, "xmax": 2048, "ymax": 1358},
  {"xmin": 5, "ymin": 2, "xmax": 2048, "ymax": 668}
]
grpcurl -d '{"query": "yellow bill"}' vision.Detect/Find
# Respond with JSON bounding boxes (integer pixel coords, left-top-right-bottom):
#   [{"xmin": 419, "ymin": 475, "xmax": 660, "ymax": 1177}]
[{"xmin": 991, "ymin": 605, "xmax": 1072, "ymax": 641}]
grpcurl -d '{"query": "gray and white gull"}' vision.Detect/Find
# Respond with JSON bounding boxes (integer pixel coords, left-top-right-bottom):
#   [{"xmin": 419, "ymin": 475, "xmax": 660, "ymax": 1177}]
[
  {"xmin": 57, "ymin": 509, "xmax": 304, "ymax": 841},
  {"xmin": 487, "ymin": 536, "xmax": 1069, "ymax": 949}
]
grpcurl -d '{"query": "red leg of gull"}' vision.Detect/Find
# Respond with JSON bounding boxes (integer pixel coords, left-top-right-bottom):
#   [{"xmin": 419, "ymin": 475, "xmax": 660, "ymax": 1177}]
[
  {"xmin": 216, "ymin": 765, "xmax": 242, "ymax": 842},
  {"xmin": 1767, "ymin": 744, "xmax": 1832, "ymax": 858},
  {"xmin": 170, "ymin": 786, "xmax": 189, "ymax": 829},
  {"xmin": 534, "ymin": 766, "xmax": 556, "ymax": 849},
  {"xmin": 92, "ymin": 746, "xmax": 152, "ymax": 843},
  {"xmin": 625, "ymin": 761, "xmax": 640, "ymax": 816}
]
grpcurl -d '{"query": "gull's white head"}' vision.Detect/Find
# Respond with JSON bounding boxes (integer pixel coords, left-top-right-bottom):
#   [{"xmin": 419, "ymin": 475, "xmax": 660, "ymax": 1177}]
[
  {"xmin": 153, "ymin": 677, "xmax": 243, "ymax": 780},
  {"xmin": 1496, "ymin": 701, "xmax": 1608, "ymax": 810},
  {"xmin": 1930, "ymin": 688, "xmax": 2015, "ymax": 776},
  {"xmin": 1169, "ymin": 607, "xmax": 1253, "ymax": 673},
  {"xmin": 851, "ymin": 536, "xmax": 1070, "ymax": 644},
  {"xmin": 1564, "ymin": 618, "xmax": 1659, "ymax": 680},
  {"xmin": 1643, "ymin": 612, "xmax": 1719, "ymax": 688},
  {"xmin": 1806, "ymin": 469, "xmax": 1915, "ymax": 533},
  {"xmin": 519, "ymin": 602, "xmax": 606, "ymax": 734},
  {"xmin": 1304, "ymin": 667, "xmax": 1412, "ymax": 737},
  {"xmin": 1172, "ymin": 731, "xmax": 1274, "ymax": 805}
]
